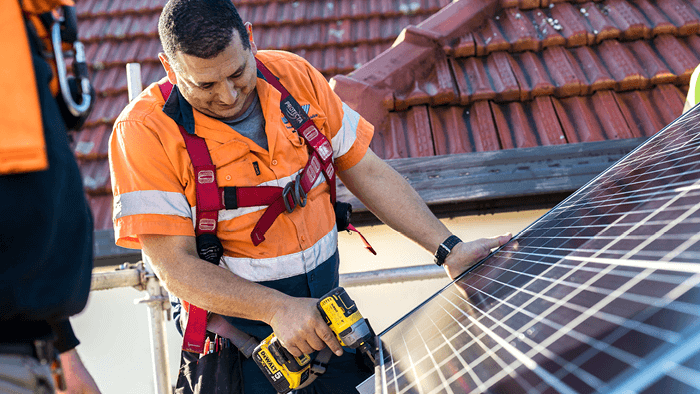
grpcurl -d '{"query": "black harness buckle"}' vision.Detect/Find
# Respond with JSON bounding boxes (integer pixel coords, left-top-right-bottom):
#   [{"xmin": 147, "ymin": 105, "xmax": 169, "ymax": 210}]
[
  {"xmin": 294, "ymin": 174, "xmax": 307, "ymax": 208},
  {"xmin": 282, "ymin": 182, "xmax": 296, "ymax": 213}
]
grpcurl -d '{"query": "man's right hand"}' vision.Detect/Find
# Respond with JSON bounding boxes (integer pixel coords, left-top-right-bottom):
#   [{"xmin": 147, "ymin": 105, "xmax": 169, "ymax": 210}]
[{"xmin": 268, "ymin": 297, "xmax": 343, "ymax": 358}]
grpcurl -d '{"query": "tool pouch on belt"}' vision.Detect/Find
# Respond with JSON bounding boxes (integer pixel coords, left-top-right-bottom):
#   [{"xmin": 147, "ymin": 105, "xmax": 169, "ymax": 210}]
[{"xmin": 175, "ymin": 335, "xmax": 244, "ymax": 394}]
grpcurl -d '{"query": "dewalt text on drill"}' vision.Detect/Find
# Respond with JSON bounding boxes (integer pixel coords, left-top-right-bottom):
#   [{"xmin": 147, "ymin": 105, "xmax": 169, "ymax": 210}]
[{"xmin": 253, "ymin": 287, "xmax": 376, "ymax": 393}]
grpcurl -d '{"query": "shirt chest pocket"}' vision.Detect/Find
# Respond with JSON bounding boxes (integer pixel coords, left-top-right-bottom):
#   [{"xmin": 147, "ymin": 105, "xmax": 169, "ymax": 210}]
[
  {"xmin": 208, "ymin": 139, "xmax": 261, "ymax": 187},
  {"xmin": 286, "ymin": 113, "xmax": 328, "ymax": 163}
]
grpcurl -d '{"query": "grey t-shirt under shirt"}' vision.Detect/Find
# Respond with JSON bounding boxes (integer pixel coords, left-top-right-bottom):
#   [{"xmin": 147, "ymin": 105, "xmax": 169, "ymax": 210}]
[{"xmin": 222, "ymin": 92, "xmax": 268, "ymax": 151}]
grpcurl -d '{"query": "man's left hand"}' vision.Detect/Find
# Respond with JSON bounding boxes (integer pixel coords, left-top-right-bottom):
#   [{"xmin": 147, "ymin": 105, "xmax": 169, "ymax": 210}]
[{"xmin": 443, "ymin": 233, "xmax": 512, "ymax": 280}]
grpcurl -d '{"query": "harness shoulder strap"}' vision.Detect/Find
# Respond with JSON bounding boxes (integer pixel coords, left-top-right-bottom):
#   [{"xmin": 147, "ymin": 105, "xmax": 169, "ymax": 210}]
[{"xmin": 158, "ymin": 81, "xmax": 223, "ymax": 353}]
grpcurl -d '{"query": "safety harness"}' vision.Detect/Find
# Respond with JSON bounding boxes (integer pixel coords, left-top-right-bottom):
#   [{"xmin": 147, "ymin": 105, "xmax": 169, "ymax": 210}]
[{"xmin": 157, "ymin": 58, "xmax": 374, "ymax": 355}]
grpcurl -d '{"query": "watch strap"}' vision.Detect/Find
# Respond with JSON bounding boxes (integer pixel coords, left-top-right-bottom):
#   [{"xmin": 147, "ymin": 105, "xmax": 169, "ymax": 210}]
[{"xmin": 434, "ymin": 235, "xmax": 462, "ymax": 266}]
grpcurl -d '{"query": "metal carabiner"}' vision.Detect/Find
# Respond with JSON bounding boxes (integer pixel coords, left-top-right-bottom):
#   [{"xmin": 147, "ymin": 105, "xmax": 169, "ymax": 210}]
[{"xmin": 50, "ymin": 12, "xmax": 92, "ymax": 118}]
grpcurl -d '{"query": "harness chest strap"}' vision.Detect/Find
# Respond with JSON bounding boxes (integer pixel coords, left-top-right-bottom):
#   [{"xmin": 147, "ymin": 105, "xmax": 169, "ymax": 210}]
[
  {"xmin": 251, "ymin": 58, "xmax": 336, "ymax": 245},
  {"xmin": 156, "ymin": 65, "xmax": 337, "ymax": 353},
  {"xmin": 157, "ymin": 60, "xmax": 374, "ymax": 354}
]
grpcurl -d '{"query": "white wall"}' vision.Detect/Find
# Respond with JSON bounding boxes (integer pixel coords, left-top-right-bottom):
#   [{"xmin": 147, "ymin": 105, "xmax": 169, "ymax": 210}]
[{"xmin": 70, "ymin": 209, "xmax": 547, "ymax": 393}]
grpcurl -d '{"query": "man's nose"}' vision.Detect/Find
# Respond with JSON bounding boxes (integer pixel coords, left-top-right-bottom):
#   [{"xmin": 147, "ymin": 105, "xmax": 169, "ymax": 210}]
[{"xmin": 217, "ymin": 80, "xmax": 237, "ymax": 105}]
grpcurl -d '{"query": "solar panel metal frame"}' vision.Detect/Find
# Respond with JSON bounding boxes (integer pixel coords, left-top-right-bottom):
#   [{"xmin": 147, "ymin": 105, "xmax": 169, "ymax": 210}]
[{"xmin": 374, "ymin": 105, "xmax": 700, "ymax": 394}]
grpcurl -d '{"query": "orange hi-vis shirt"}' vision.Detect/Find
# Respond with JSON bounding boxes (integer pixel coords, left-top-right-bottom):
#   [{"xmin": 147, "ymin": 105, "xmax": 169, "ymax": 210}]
[{"xmin": 109, "ymin": 51, "xmax": 373, "ymax": 282}]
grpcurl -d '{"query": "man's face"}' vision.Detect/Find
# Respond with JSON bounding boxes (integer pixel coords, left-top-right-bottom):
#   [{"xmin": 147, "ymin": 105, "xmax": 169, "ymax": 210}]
[{"xmin": 168, "ymin": 30, "xmax": 258, "ymax": 121}]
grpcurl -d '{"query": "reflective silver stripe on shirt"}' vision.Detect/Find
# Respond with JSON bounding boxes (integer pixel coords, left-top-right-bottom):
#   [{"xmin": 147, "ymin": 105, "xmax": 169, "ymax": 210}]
[
  {"xmin": 192, "ymin": 169, "xmax": 327, "ymax": 223},
  {"xmin": 219, "ymin": 226, "xmax": 338, "ymax": 282},
  {"xmin": 331, "ymin": 102, "xmax": 360, "ymax": 160},
  {"xmin": 113, "ymin": 190, "xmax": 192, "ymax": 220}
]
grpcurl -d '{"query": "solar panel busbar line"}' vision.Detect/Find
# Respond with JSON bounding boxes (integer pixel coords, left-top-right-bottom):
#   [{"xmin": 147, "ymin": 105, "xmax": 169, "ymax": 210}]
[{"xmin": 373, "ymin": 104, "xmax": 700, "ymax": 394}]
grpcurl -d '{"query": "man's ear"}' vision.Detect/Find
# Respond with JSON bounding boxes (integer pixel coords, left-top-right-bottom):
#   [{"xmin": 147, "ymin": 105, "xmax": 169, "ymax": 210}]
[
  {"xmin": 158, "ymin": 53, "xmax": 178, "ymax": 85},
  {"xmin": 245, "ymin": 22, "xmax": 257, "ymax": 54}
]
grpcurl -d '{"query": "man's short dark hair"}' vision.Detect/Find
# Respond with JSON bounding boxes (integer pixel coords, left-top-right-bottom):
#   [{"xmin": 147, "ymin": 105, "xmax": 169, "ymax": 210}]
[{"xmin": 158, "ymin": 0, "xmax": 250, "ymax": 65}]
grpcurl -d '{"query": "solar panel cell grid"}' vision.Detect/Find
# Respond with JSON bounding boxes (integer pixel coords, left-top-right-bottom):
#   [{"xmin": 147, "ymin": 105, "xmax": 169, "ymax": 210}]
[{"xmin": 376, "ymin": 105, "xmax": 700, "ymax": 393}]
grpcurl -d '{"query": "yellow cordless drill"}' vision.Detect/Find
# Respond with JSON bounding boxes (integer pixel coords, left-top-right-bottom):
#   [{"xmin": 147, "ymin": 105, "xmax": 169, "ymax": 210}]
[{"xmin": 253, "ymin": 287, "xmax": 376, "ymax": 393}]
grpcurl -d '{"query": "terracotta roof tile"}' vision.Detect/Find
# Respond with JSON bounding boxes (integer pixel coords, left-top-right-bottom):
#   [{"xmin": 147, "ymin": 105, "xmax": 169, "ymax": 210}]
[
  {"xmin": 135, "ymin": 39, "xmax": 162, "ymax": 63},
  {"xmin": 501, "ymin": 7, "xmax": 540, "ymax": 52},
  {"xmin": 80, "ymin": 160, "xmax": 111, "ymax": 195},
  {"xmin": 468, "ymin": 101, "xmax": 501, "ymax": 152},
  {"xmin": 430, "ymin": 106, "xmax": 477, "ymax": 155},
  {"xmin": 334, "ymin": 0, "xmax": 695, "ymax": 165},
  {"xmin": 494, "ymin": 97, "xmax": 566, "ymax": 149},
  {"xmin": 75, "ymin": 0, "xmax": 98, "ymax": 16},
  {"xmin": 74, "ymin": 124, "xmax": 109, "ymax": 160},
  {"xmin": 659, "ymin": 0, "xmax": 700, "ymax": 36},
  {"xmin": 595, "ymin": 39, "xmax": 646, "ymax": 90},
  {"xmin": 429, "ymin": 101, "xmax": 500, "ymax": 156},
  {"xmin": 569, "ymin": 46, "xmax": 616, "ymax": 94},
  {"xmin": 87, "ymin": 195, "xmax": 114, "ymax": 232},
  {"xmin": 653, "ymin": 35, "xmax": 698, "ymax": 83},
  {"xmin": 550, "ymin": 2, "xmax": 594, "ymax": 46},
  {"xmin": 141, "ymin": 63, "xmax": 167, "ymax": 86},
  {"xmin": 71, "ymin": 0, "xmax": 700, "ymax": 230},
  {"xmin": 584, "ymin": 2, "xmax": 622, "ymax": 42},
  {"xmin": 89, "ymin": 0, "xmax": 111, "ymax": 17},
  {"xmin": 615, "ymin": 90, "xmax": 667, "ymax": 138},
  {"xmin": 104, "ymin": 15, "xmax": 133, "ymax": 40},
  {"xmin": 394, "ymin": 50, "xmax": 457, "ymax": 109},
  {"xmin": 452, "ymin": 33, "xmax": 475, "ymax": 57},
  {"xmin": 684, "ymin": 34, "xmax": 700, "ymax": 65},
  {"xmin": 474, "ymin": 19, "xmax": 510, "ymax": 56},
  {"xmin": 114, "ymin": 0, "xmax": 142, "ymax": 15},
  {"xmin": 126, "ymin": 13, "xmax": 159, "ymax": 38},
  {"xmin": 510, "ymin": 51, "xmax": 556, "ymax": 99},
  {"xmin": 606, "ymin": 0, "xmax": 650, "ymax": 40},
  {"xmin": 451, "ymin": 56, "xmax": 498, "ymax": 104},
  {"xmin": 528, "ymin": 7, "xmax": 567, "ymax": 49},
  {"xmin": 649, "ymin": 84, "xmax": 687, "ymax": 124},
  {"xmin": 79, "ymin": 17, "xmax": 107, "ymax": 41},
  {"xmin": 627, "ymin": 40, "xmax": 675, "ymax": 85},
  {"xmin": 635, "ymin": 0, "xmax": 678, "ymax": 36},
  {"xmin": 542, "ymin": 46, "xmax": 586, "ymax": 97}
]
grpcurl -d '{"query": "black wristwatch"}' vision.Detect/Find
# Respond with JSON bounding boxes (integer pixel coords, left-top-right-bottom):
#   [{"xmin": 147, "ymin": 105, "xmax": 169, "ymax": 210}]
[{"xmin": 434, "ymin": 235, "xmax": 462, "ymax": 266}]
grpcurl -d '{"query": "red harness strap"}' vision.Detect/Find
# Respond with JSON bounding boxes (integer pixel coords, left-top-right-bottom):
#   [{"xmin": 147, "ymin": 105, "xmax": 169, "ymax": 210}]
[
  {"xmin": 251, "ymin": 59, "xmax": 336, "ymax": 245},
  {"xmin": 158, "ymin": 81, "xmax": 220, "ymax": 353},
  {"xmin": 156, "ymin": 60, "xmax": 374, "ymax": 353}
]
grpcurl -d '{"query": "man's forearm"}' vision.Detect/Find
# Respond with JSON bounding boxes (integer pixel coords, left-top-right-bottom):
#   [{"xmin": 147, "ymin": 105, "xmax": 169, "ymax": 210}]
[
  {"xmin": 338, "ymin": 149, "xmax": 451, "ymax": 254},
  {"xmin": 139, "ymin": 234, "xmax": 290, "ymax": 324}
]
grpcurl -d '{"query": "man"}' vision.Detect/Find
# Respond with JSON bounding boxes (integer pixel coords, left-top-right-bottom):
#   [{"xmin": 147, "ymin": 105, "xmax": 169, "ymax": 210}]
[
  {"xmin": 109, "ymin": 0, "xmax": 511, "ymax": 392},
  {"xmin": 0, "ymin": 1, "xmax": 100, "ymax": 393}
]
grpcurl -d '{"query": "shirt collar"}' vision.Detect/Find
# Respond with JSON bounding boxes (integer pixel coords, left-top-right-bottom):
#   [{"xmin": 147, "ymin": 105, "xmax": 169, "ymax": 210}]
[
  {"xmin": 161, "ymin": 66, "xmax": 268, "ymax": 135},
  {"xmin": 162, "ymin": 84, "xmax": 196, "ymax": 135}
]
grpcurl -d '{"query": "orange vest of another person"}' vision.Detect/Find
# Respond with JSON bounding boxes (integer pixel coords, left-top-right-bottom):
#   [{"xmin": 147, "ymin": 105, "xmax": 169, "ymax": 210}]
[{"xmin": 0, "ymin": 0, "xmax": 73, "ymax": 175}]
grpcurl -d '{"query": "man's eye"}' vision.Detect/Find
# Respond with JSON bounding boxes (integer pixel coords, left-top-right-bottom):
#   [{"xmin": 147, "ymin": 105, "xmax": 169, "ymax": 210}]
[{"xmin": 200, "ymin": 83, "xmax": 214, "ymax": 89}]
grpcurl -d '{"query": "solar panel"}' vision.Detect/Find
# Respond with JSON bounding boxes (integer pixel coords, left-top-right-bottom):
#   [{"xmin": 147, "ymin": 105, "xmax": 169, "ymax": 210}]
[{"xmin": 374, "ymin": 105, "xmax": 700, "ymax": 394}]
